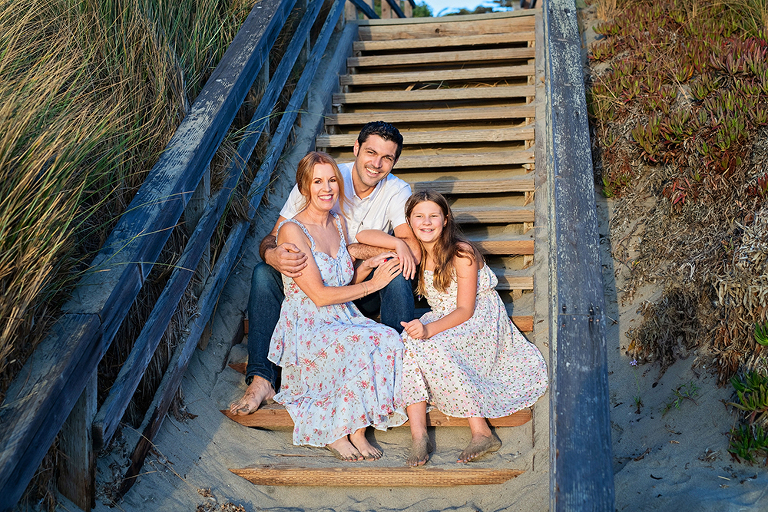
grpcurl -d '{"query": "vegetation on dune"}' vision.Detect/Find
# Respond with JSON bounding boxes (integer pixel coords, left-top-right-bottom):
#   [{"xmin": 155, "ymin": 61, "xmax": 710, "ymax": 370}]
[
  {"xmin": 586, "ymin": 0, "xmax": 768, "ymax": 463},
  {"xmin": 0, "ymin": 0, "xmax": 259, "ymax": 506}
]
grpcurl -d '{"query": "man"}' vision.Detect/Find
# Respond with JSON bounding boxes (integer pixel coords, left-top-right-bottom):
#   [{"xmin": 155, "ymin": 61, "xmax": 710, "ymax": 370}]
[{"xmin": 230, "ymin": 121, "xmax": 420, "ymax": 415}]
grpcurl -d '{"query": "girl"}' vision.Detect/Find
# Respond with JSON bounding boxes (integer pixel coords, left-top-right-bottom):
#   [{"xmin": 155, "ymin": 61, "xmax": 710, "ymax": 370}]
[
  {"xmin": 357, "ymin": 190, "xmax": 548, "ymax": 466},
  {"xmin": 268, "ymin": 152, "xmax": 408, "ymax": 462}
]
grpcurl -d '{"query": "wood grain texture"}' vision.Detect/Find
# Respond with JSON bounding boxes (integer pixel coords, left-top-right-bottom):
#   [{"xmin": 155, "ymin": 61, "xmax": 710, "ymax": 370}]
[
  {"xmin": 348, "ymin": 47, "xmax": 535, "ymax": 68},
  {"xmin": 230, "ymin": 465, "xmax": 524, "ymax": 486},
  {"xmin": 339, "ymin": 64, "xmax": 535, "ymax": 86},
  {"xmin": 221, "ymin": 404, "xmax": 531, "ymax": 428},
  {"xmin": 326, "ymin": 106, "xmax": 535, "ymax": 125},
  {"xmin": 333, "ymin": 85, "xmax": 535, "ymax": 105},
  {"xmin": 353, "ymin": 32, "xmax": 535, "ymax": 52},
  {"xmin": 544, "ymin": 0, "xmax": 615, "ymax": 509},
  {"xmin": 317, "ymin": 127, "xmax": 534, "ymax": 147}
]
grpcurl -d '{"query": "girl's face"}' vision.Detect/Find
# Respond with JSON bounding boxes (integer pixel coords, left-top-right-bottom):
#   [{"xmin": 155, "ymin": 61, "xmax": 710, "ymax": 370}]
[
  {"xmin": 409, "ymin": 200, "xmax": 446, "ymax": 245},
  {"xmin": 308, "ymin": 163, "xmax": 339, "ymax": 212}
]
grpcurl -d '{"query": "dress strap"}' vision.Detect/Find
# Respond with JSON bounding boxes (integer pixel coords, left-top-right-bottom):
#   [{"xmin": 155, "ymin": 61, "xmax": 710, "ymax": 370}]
[
  {"xmin": 277, "ymin": 218, "xmax": 316, "ymax": 252},
  {"xmin": 330, "ymin": 211, "xmax": 346, "ymax": 246}
]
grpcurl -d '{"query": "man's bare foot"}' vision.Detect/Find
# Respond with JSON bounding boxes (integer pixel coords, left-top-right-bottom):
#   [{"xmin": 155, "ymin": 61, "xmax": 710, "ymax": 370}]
[
  {"xmin": 457, "ymin": 433, "xmax": 501, "ymax": 463},
  {"xmin": 349, "ymin": 428, "xmax": 382, "ymax": 461},
  {"xmin": 406, "ymin": 435, "xmax": 433, "ymax": 467},
  {"xmin": 327, "ymin": 437, "xmax": 364, "ymax": 462},
  {"xmin": 229, "ymin": 376, "xmax": 275, "ymax": 415}
]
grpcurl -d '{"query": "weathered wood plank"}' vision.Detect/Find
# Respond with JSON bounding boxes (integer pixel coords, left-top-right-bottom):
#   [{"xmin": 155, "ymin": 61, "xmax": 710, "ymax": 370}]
[
  {"xmin": 92, "ymin": 0, "xmax": 328, "ymax": 452},
  {"xmin": 348, "ymin": 0, "xmax": 378, "ymax": 19},
  {"xmin": 333, "ymin": 85, "xmax": 535, "ymax": 105},
  {"xmin": 494, "ymin": 273, "xmax": 534, "ymax": 291},
  {"xmin": 231, "ymin": 465, "xmax": 523, "ymax": 486},
  {"xmin": 358, "ymin": 13, "xmax": 535, "ymax": 40},
  {"xmin": 400, "ymin": 170, "xmax": 534, "ymax": 195},
  {"xmin": 326, "ymin": 106, "xmax": 535, "ymax": 125},
  {"xmin": 348, "ymin": 47, "xmax": 535, "ymax": 68},
  {"xmin": 0, "ymin": 0, "xmax": 296, "ymax": 507},
  {"xmin": 339, "ymin": 64, "xmax": 535, "ymax": 86},
  {"xmin": 317, "ymin": 127, "xmax": 534, "ymax": 147},
  {"xmin": 473, "ymin": 239, "xmax": 534, "ymax": 255},
  {"xmin": 353, "ymin": 32, "xmax": 535, "ymax": 52},
  {"xmin": 221, "ymin": 402, "xmax": 531, "ymax": 428},
  {"xmin": 544, "ymin": 0, "xmax": 614, "ymax": 509},
  {"xmin": 391, "ymin": 150, "xmax": 534, "ymax": 170},
  {"xmin": 383, "ymin": 0, "xmax": 405, "ymax": 18}
]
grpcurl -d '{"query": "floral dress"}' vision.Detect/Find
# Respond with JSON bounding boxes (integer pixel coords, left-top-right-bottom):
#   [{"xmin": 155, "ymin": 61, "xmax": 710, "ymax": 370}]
[
  {"xmin": 401, "ymin": 264, "xmax": 548, "ymax": 418},
  {"xmin": 268, "ymin": 213, "xmax": 407, "ymax": 446}
]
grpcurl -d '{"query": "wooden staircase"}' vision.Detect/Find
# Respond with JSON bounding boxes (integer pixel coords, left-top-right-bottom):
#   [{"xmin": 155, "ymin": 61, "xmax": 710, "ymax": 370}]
[
  {"xmin": 227, "ymin": 10, "xmax": 541, "ymax": 488},
  {"xmin": 320, "ymin": 12, "xmax": 538, "ymax": 333}
]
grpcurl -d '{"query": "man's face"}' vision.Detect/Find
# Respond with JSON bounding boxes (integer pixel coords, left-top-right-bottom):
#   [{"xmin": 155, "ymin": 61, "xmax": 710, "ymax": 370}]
[{"xmin": 352, "ymin": 134, "xmax": 399, "ymax": 191}]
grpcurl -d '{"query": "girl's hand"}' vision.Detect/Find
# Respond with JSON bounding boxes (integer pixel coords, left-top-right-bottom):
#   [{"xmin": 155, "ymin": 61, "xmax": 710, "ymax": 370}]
[
  {"xmin": 369, "ymin": 256, "xmax": 402, "ymax": 292},
  {"xmin": 364, "ymin": 251, "xmax": 397, "ymax": 270},
  {"xmin": 400, "ymin": 319, "xmax": 429, "ymax": 340},
  {"xmin": 394, "ymin": 240, "xmax": 417, "ymax": 281}
]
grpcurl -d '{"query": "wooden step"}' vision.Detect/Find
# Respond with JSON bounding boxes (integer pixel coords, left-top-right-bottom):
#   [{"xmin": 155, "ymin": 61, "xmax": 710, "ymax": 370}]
[
  {"xmin": 339, "ymin": 64, "xmax": 535, "ymax": 87},
  {"xmin": 354, "ymin": 32, "xmax": 535, "ymax": 52},
  {"xmin": 491, "ymin": 268, "xmax": 534, "ymax": 291},
  {"xmin": 451, "ymin": 196, "xmax": 534, "ymax": 224},
  {"xmin": 317, "ymin": 127, "xmax": 534, "ymax": 148},
  {"xmin": 392, "ymin": 149, "xmax": 535, "ymax": 170},
  {"xmin": 358, "ymin": 14, "xmax": 536, "ymax": 41},
  {"xmin": 348, "ymin": 47, "xmax": 535, "ymax": 68},
  {"xmin": 400, "ymin": 169, "xmax": 534, "ymax": 195},
  {"xmin": 230, "ymin": 465, "xmax": 524, "ymax": 487},
  {"xmin": 221, "ymin": 401, "xmax": 531, "ymax": 428},
  {"xmin": 333, "ymin": 85, "xmax": 535, "ymax": 105},
  {"xmin": 326, "ymin": 106, "xmax": 535, "ymax": 126}
]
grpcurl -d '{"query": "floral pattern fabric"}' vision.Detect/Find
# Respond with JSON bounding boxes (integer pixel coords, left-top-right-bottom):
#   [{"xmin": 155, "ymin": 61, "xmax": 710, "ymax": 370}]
[
  {"xmin": 401, "ymin": 264, "xmax": 548, "ymax": 418},
  {"xmin": 268, "ymin": 213, "xmax": 407, "ymax": 446}
]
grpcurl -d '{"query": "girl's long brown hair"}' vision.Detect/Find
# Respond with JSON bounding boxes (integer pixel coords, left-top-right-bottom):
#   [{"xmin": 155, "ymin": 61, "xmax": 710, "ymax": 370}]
[{"xmin": 405, "ymin": 190, "xmax": 482, "ymax": 295}]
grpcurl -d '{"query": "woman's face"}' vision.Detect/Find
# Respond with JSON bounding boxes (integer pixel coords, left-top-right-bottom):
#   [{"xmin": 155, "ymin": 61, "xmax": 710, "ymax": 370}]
[
  {"xmin": 409, "ymin": 200, "xmax": 446, "ymax": 245},
  {"xmin": 307, "ymin": 162, "xmax": 339, "ymax": 212}
]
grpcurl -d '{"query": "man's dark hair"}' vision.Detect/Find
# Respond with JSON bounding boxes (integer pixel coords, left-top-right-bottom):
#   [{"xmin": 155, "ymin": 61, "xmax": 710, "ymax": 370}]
[{"xmin": 357, "ymin": 121, "xmax": 404, "ymax": 160}]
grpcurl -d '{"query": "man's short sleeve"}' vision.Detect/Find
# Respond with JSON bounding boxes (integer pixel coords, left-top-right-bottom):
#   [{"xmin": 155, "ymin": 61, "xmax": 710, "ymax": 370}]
[
  {"xmin": 388, "ymin": 181, "xmax": 412, "ymax": 230},
  {"xmin": 279, "ymin": 185, "xmax": 304, "ymax": 219}
]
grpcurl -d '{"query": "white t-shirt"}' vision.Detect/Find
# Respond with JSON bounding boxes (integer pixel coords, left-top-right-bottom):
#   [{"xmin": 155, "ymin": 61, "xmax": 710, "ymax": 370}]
[{"xmin": 279, "ymin": 162, "xmax": 411, "ymax": 242}]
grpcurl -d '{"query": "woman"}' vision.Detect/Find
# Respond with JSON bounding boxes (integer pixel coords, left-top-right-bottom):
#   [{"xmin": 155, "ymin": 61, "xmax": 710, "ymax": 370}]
[{"xmin": 268, "ymin": 151, "xmax": 407, "ymax": 461}]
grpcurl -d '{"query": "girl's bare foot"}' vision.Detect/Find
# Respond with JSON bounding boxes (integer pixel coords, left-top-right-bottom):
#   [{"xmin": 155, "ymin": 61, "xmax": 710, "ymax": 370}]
[
  {"xmin": 349, "ymin": 428, "xmax": 382, "ymax": 461},
  {"xmin": 327, "ymin": 436, "xmax": 364, "ymax": 462},
  {"xmin": 406, "ymin": 435, "xmax": 433, "ymax": 467},
  {"xmin": 229, "ymin": 376, "xmax": 276, "ymax": 415},
  {"xmin": 457, "ymin": 433, "xmax": 501, "ymax": 463}
]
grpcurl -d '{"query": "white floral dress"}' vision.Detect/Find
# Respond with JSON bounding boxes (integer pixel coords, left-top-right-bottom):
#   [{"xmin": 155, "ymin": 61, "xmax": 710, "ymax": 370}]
[
  {"xmin": 268, "ymin": 213, "xmax": 407, "ymax": 446},
  {"xmin": 401, "ymin": 264, "xmax": 548, "ymax": 417}
]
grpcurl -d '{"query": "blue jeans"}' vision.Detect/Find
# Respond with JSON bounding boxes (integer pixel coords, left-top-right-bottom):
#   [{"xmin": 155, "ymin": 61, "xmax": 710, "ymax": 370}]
[{"xmin": 246, "ymin": 262, "xmax": 415, "ymax": 387}]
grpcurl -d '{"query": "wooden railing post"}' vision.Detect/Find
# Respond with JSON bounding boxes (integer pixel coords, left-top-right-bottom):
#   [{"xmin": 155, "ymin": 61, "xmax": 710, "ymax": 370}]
[
  {"xmin": 186, "ymin": 167, "xmax": 212, "ymax": 350},
  {"xmin": 57, "ymin": 372, "xmax": 97, "ymax": 511},
  {"xmin": 403, "ymin": 0, "xmax": 412, "ymax": 17},
  {"xmin": 381, "ymin": 0, "xmax": 392, "ymax": 19}
]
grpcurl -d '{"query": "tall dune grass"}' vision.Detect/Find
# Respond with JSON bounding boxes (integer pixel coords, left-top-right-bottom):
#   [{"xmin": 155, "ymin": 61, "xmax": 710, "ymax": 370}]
[{"xmin": 0, "ymin": 0, "xmax": 257, "ymax": 399}]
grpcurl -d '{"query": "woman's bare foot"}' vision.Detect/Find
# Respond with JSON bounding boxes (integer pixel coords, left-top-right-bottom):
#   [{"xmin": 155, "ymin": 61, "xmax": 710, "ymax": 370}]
[
  {"xmin": 229, "ymin": 376, "xmax": 275, "ymax": 415},
  {"xmin": 406, "ymin": 435, "xmax": 433, "ymax": 467},
  {"xmin": 349, "ymin": 428, "xmax": 382, "ymax": 461},
  {"xmin": 457, "ymin": 433, "xmax": 501, "ymax": 463},
  {"xmin": 327, "ymin": 436, "xmax": 364, "ymax": 462}
]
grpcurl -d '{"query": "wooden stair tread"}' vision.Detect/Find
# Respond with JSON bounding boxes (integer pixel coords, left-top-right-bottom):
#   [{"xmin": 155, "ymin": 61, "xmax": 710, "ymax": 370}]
[
  {"xmin": 490, "ymin": 267, "xmax": 534, "ymax": 291},
  {"xmin": 326, "ymin": 106, "xmax": 536, "ymax": 125},
  {"xmin": 354, "ymin": 32, "xmax": 535, "ymax": 52},
  {"xmin": 317, "ymin": 127, "xmax": 534, "ymax": 148},
  {"xmin": 333, "ymin": 85, "xmax": 535, "ymax": 105},
  {"xmin": 401, "ymin": 170, "xmax": 534, "ymax": 194},
  {"xmin": 348, "ymin": 47, "xmax": 535, "ymax": 68},
  {"xmin": 221, "ymin": 400, "xmax": 531, "ymax": 428},
  {"xmin": 391, "ymin": 150, "xmax": 535, "ymax": 169},
  {"xmin": 230, "ymin": 465, "xmax": 523, "ymax": 487},
  {"xmin": 339, "ymin": 65, "xmax": 535, "ymax": 86},
  {"xmin": 450, "ymin": 196, "xmax": 534, "ymax": 224},
  {"xmin": 358, "ymin": 15, "xmax": 535, "ymax": 41}
]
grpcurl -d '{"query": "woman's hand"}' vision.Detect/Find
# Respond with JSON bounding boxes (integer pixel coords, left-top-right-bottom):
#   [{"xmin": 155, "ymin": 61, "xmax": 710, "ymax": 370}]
[
  {"xmin": 368, "ymin": 256, "xmax": 402, "ymax": 292},
  {"xmin": 400, "ymin": 319, "xmax": 429, "ymax": 340},
  {"xmin": 363, "ymin": 251, "xmax": 397, "ymax": 271}
]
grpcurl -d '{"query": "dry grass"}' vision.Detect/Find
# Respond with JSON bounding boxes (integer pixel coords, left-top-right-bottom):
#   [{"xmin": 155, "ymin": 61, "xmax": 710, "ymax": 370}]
[{"xmin": 1, "ymin": 0, "xmax": 262, "ymax": 508}]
